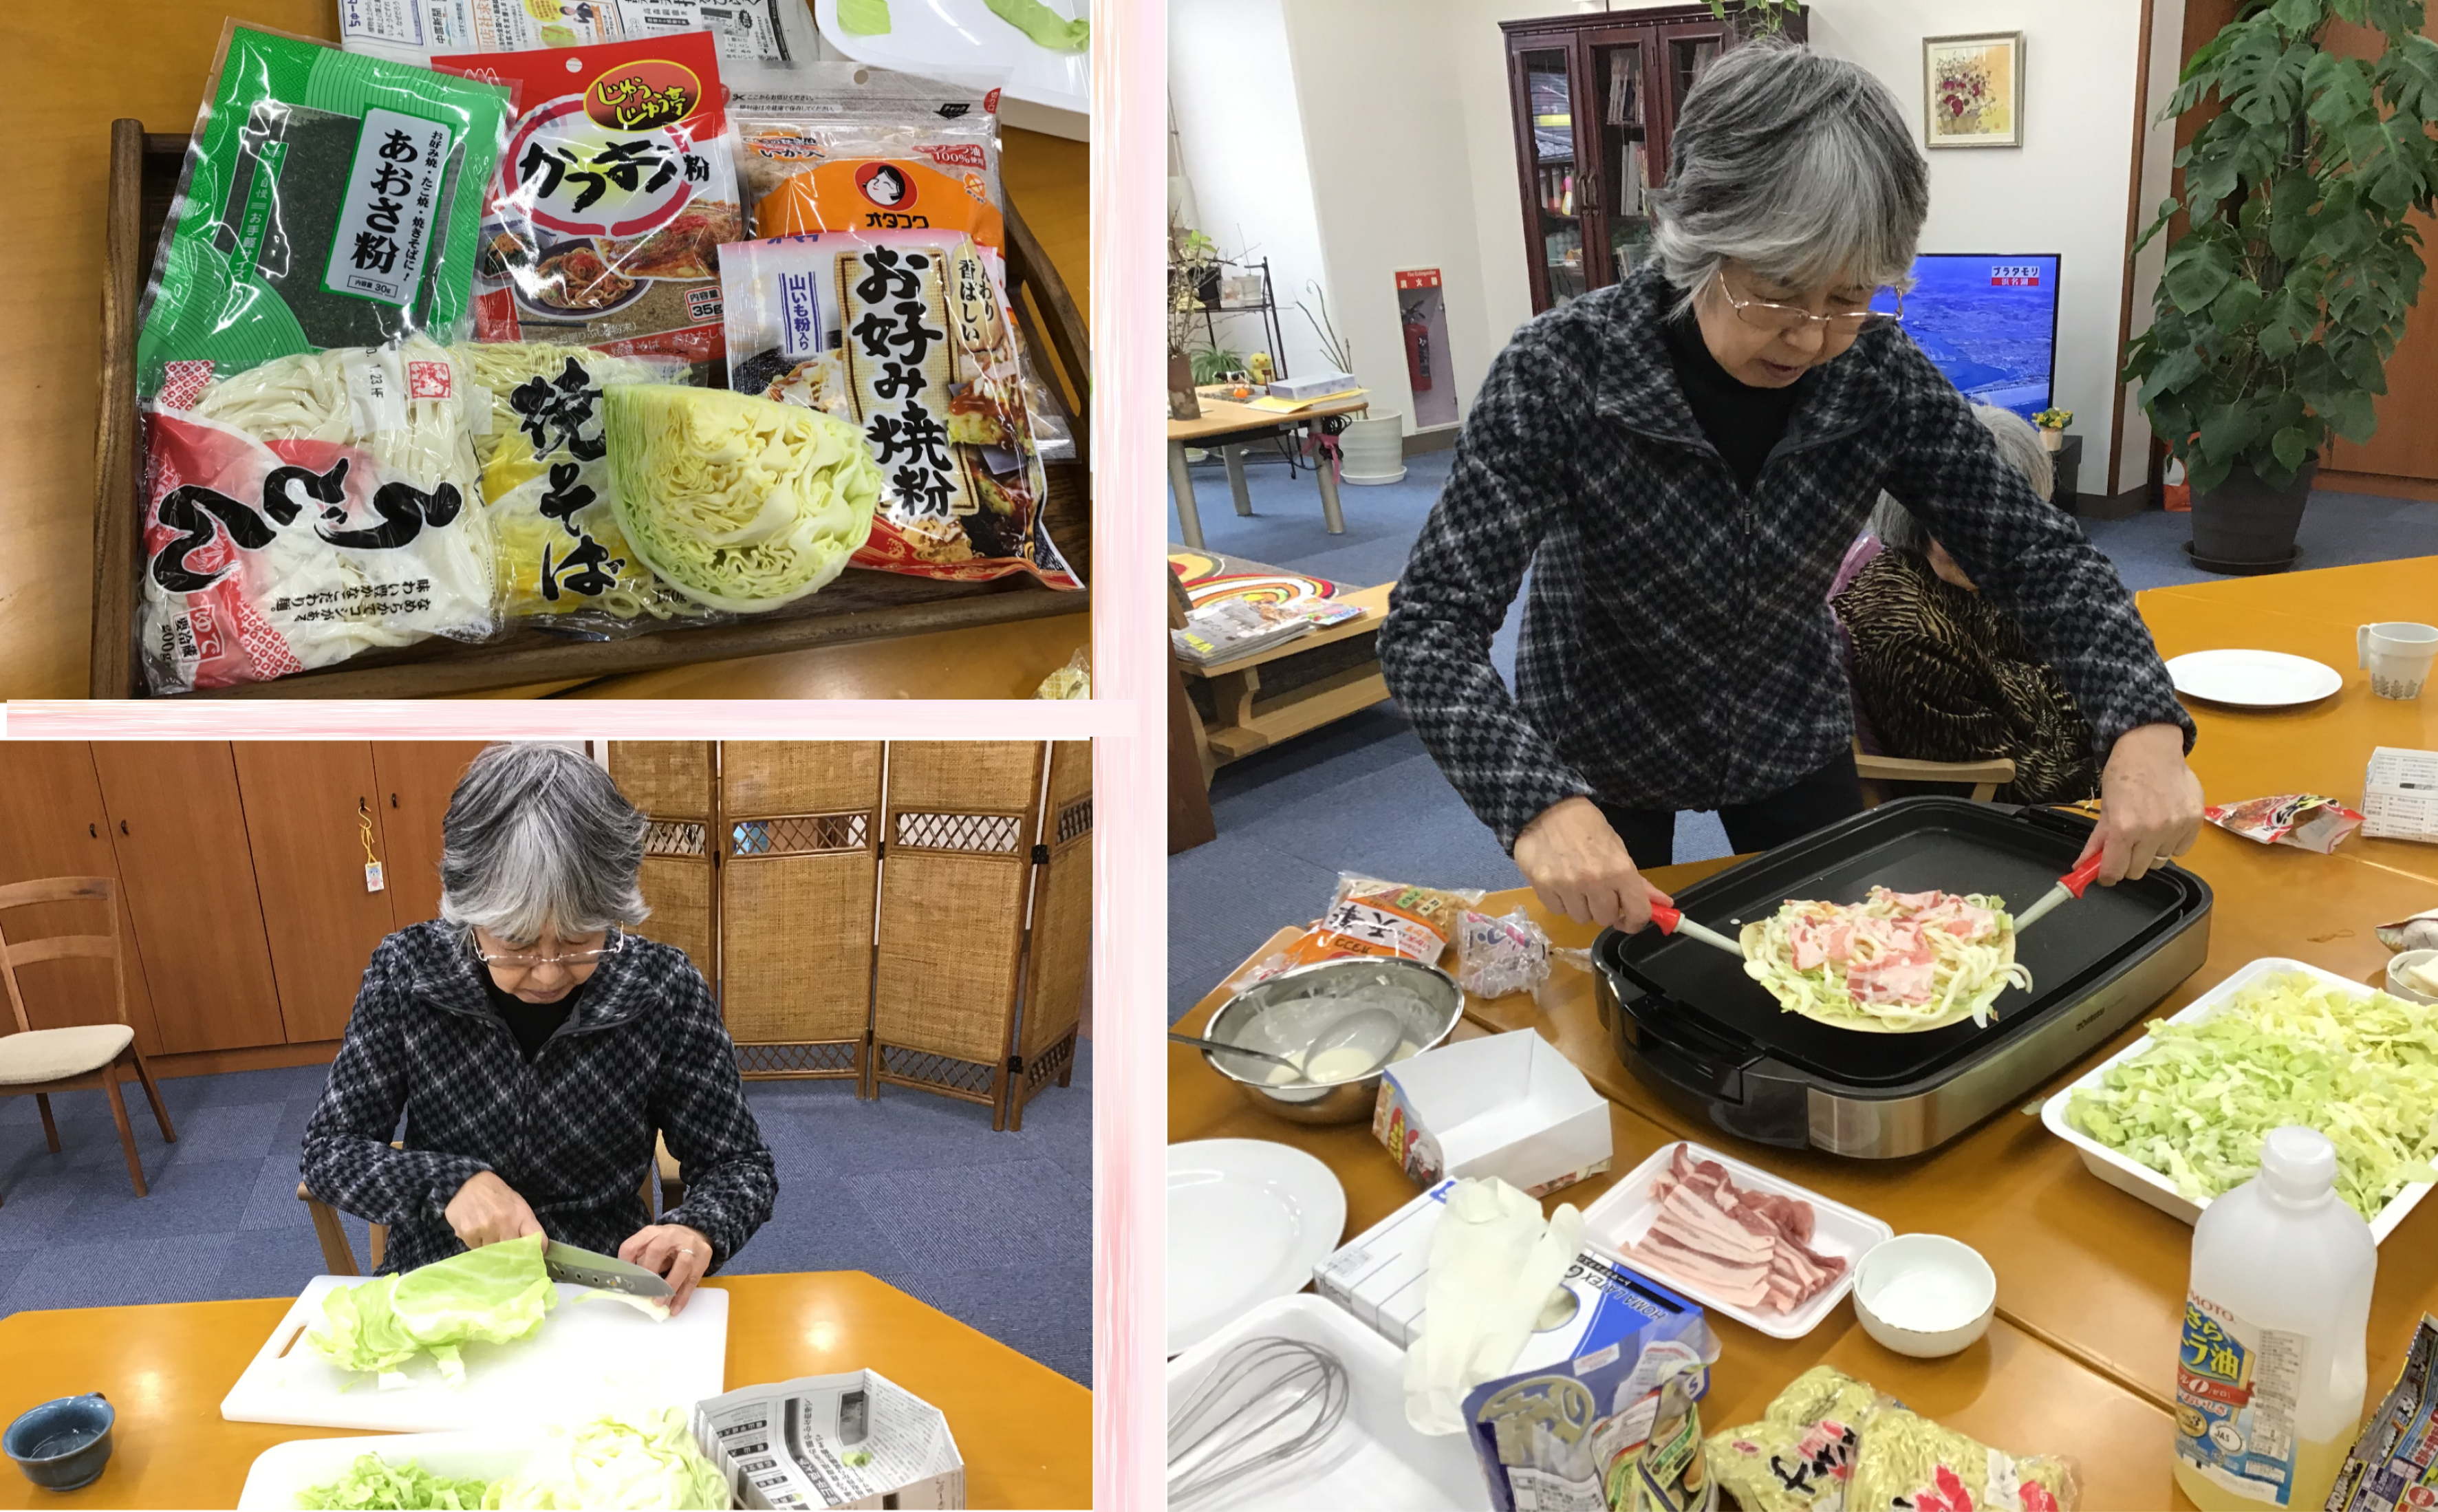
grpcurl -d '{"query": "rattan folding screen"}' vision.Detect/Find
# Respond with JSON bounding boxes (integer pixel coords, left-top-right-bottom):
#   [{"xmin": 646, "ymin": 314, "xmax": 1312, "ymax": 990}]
[{"xmin": 610, "ymin": 742, "xmax": 1087, "ymax": 1129}]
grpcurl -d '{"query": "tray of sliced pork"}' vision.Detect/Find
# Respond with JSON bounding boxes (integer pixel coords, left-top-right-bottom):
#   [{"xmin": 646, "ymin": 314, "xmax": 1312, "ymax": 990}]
[
  {"xmin": 1594, "ymin": 798, "xmax": 2212, "ymax": 1158},
  {"xmin": 1580, "ymin": 1141, "xmax": 1888, "ymax": 1339}
]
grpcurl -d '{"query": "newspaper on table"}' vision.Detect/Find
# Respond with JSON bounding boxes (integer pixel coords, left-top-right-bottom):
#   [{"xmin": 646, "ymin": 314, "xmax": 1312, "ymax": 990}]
[
  {"xmin": 691, "ymin": 1370, "xmax": 966, "ymax": 1510},
  {"xmin": 2324, "ymin": 1315, "xmax": 2438, "ymax": 1512},
  {"xmin": 2362, "ymin": 748, "xmax": 2438, "ymax": 843},
  {"xmin": 336, "ymin": 0, "xmax": 819, "ymax": 77}
]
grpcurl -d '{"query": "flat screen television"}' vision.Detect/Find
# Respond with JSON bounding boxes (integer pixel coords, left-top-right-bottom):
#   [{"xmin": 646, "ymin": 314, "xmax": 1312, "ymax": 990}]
[{"xmin": 1868, "ymin": 254, "xmax": 2060, "ymax": 422}]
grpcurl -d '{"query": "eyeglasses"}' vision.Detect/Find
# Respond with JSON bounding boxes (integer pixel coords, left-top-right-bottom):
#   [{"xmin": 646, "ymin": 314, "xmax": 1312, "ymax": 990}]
[
  {"xmin": 1715, "ymin": 270, "xmax": 1900, "ymax": 338},
  {"xmin": 475, "ymin": 935, "xmax": 625, "ymax": 971}
]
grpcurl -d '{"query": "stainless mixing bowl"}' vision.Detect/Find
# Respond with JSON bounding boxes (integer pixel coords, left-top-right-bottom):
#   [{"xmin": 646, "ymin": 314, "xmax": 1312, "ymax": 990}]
[{"xmin": 1201, "ymin": 956, "xmax": 1465, "ymax": 1125}]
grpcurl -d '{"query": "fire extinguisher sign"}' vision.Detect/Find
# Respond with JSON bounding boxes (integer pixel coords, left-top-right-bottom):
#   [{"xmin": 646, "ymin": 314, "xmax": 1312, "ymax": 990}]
[{"xmin": 1396, "ymin": 269, "xmax": 1443, "ymax": 290}]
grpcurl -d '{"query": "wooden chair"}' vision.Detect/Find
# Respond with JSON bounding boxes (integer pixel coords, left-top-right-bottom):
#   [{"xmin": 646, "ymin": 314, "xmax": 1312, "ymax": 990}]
[
  {"xmin": 1854, "ymin": 749, "xmax": 2017, "ymax": 806},
  {"xmin": 0, "ymin": 876, "xmax": 176, "ymax": 1201},
  {"xmin": 298, "ymin": 1134, "xmax": 687, "ymax": 1275}
]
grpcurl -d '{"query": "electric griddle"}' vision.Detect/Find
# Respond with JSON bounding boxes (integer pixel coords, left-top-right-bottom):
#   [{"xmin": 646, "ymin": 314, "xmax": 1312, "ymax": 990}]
[{"xmin": 1595, "ymin": 797, "xmax": 2211, "ymax": 1158}]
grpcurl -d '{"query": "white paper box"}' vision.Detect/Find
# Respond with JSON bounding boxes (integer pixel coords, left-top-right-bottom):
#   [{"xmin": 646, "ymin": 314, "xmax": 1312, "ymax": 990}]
[
  {"xmin": 1373, "ymin": 1030, "xmax": 1612, "ymax": 1198},
  {"xmin": 2363, "ymin": 747, "xmax": 2438, "ymax": 843}
]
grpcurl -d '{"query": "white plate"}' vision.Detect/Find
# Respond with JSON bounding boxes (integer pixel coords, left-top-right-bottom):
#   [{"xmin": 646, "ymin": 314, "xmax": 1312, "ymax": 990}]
[
  {"xmin": 1577, "ymin": 1141, "xmax": 1890, "ymax": 1341},
  {"xmin": 1168, "ymin": 1139, "xmax": 1346, "ymax": 1357},
  {"xmin": 1165, "ymin": 1295, "xmax": 1488, "ymax": 1512},
  {"xmin": 2042, "ymin": 956, "xmax": 2435, "ymax": 1243},
  {"xmin": 813, "ymin": 0, "xmax": 1090, "ymax": 117},
  {"xmin": 2166, "ymin": 649, "xmax": 2343, "ymax": 707},
  {"xmin": 237, "ymin": 1432, "xmax": 535, "ymax": 1511}
]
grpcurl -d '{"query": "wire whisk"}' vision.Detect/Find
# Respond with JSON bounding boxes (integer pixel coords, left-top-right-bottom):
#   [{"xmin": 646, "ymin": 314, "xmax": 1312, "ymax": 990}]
[{"xmin": 1167, "ymin": 1336, "xmax": 1351, "ymax": 1509}]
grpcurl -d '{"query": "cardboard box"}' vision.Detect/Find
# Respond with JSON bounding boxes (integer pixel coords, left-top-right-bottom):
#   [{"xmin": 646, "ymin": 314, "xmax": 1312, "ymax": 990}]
[{"xmin": 1373, "ymin": 1030, "xmax": 1612, "ymax": 1198}]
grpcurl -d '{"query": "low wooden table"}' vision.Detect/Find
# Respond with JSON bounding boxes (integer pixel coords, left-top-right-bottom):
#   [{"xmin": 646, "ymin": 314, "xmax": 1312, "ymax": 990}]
[
  {"xmin": 1177, "ymin": 582, "xmax": 1395, "ymax": 763},
  {"xmin": 0, "ymin": 1272, "xmax": 1090, "ymax": 1510},
  {"xmin": 1167, "ymin": 395, "xmax": 1370, "ymax": 550}
]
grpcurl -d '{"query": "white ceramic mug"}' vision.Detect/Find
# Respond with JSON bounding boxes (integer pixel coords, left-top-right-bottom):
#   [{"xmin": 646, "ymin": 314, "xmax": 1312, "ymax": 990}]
[{"xmin": 2359, "ymin": 621, "xmax": 2438, "ymax": 699}]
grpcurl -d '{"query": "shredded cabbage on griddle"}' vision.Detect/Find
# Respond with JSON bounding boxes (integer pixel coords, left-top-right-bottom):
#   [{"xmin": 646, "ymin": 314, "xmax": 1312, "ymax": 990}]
[
  {"xmin": 2067, "ymin": 972, "xmax": 2438, "ymax": 1220},
  {"xmin": 1741, "ymin": 887, "xmax": 2029, "ymax": 1033}
]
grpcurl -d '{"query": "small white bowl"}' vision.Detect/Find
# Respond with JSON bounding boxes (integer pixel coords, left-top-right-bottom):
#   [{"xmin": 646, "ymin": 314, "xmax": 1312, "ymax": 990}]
[
  {"xmin": 2388, "ymin": 950, "xmax": 2438, "ymax": 1006},
  {"xmin": 1852, "ymin": 1234, "xmax": 1996, "ymax": 1359}
]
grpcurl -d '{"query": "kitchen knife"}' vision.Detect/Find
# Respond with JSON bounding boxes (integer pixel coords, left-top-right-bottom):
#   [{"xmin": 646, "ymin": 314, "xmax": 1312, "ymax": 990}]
[
  {"xmin": 2011, "ymin": 852, "xmax": 2108, "ymax": 933},
  {"xmin": 543, "ymin": 1241, "xmax": 676, "ymax": 1300}
]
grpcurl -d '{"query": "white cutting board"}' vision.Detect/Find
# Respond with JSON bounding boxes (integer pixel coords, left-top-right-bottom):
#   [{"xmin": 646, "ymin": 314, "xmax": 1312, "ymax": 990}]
[{"xmin": 220, "ymin": 1277, "xmax": 728, "ymax": 1433}]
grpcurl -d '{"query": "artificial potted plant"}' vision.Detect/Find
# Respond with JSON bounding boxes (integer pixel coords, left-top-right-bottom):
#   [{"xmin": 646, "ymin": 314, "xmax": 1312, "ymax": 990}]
[
  {"xmin": 2122, "ymin": 0, "xmax": 2438, "ymax": 573},
  {"xmin": 1299, "ymin": 285, "xmax": 1406, "ymax": 486},
  {"xmin": 2031, "ymin": 407, "xmax": 2073, "ymax": 453},
  {"xmin": 1168, "ymin": 222, "xmax": 1222, "ymax": 420}
]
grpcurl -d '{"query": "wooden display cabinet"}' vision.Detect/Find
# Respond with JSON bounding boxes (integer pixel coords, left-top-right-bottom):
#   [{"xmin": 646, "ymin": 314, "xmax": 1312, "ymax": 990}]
[{"xmin": 1502, "ymin": 4, "xmax": 1804, "ymax": 315}]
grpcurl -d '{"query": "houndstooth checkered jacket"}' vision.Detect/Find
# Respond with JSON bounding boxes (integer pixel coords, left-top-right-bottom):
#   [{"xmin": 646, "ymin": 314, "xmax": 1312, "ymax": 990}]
[
  {"xmin": 1379, "ymin": 266, "xmax": 2192, "ymax": 850},
  {"xmin": 302, "ymin": 921, "xmax": 777, "ymax": 1275}
]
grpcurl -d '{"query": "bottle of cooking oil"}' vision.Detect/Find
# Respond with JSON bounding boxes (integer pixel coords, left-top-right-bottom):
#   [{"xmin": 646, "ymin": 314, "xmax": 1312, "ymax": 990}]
[{"xmin": 2172, "ymin": 1125, "xmax": 2375, "ymax": 1511}]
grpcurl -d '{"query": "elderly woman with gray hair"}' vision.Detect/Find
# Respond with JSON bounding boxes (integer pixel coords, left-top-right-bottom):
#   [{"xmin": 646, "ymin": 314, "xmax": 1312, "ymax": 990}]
[
  {"xmin": 1838, "ymin": 406, "xmax": 2100, "ymax": 806},
  {"xmin": 1381, "ymin": 41, "xmax": 2199, "ymax": 932},
  {"xmin": 301, "ymin": 744, "xmax": 775, "ymax": 1314}
]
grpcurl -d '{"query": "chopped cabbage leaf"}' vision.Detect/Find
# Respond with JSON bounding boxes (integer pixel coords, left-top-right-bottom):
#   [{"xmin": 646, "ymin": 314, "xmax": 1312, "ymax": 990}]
[
  {"xmin": 298, "ymin": 1454, "xmax": 493, "ymax": 1510},
  {"xmin": 604, "ymin": 385, "xmax": 881, "ymax": 613},
  {"xmin": 1741, "ymin": 887, "xmax": 2028, "ymax": 1033},
  {"xmin": 308, "ymin": 1235, "xmax": 558, "ymax": 1386},
  {"xmin": 2067, "ymin": 972, "xmax": 2438, "ymax": 1220},
  {"xmin": 482, "ymin": 1408, "xmax": 730, "ymax": 1510}
]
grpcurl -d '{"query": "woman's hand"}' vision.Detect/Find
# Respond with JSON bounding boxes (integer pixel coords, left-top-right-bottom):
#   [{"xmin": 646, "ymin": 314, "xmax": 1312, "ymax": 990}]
[
  {"xmin": 1513, "ymin": 797, "xmax": 1674, "ymax": 930},
  {"xmin": 444, "ymin": 1171, "xmax": 546, "ymax": 1251},
  {"xmin": 2084, "ymin": 723, "xmax": 2204, "ymax": 883},
  {"xmin": 620, "ymin": 1223, "xmax": 715, "ymax": 1317}
]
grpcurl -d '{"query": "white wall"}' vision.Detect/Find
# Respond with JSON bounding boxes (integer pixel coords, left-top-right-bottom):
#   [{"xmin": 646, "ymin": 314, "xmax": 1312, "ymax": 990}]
[
  {"xmin": 2122, "ymin": 0, "xmax": 2188, "ymax": 493},
  {"xmin": 1167, "ymin": 0, "xmax": 1337, "ymax": 380}
]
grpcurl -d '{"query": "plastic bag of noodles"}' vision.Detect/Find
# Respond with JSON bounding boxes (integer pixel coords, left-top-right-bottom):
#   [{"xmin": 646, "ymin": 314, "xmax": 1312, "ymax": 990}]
[
  {"xmin": 461, "ymin": 343, "xmax": 718, "ymax": 634},
  {"xmin": 724, "ymin": 67, "xmax": 1081, "ymax": 590},
  {"xmin": 603, "ymin": 384, "xmax": 883, "ymax": 612},
  {"xmin": 139, "ymin": 339, "xmax": 498, "ymax": 693}
]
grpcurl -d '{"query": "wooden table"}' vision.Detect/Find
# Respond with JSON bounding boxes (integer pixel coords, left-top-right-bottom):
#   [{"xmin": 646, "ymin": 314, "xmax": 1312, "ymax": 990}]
[
  {"xmin": 0, "ymin": 2, "xmax": 1088, "ymax": 700},
  {"xmin": 0, "ymin": 1272, "xmax": 1088, "ymax": 1510},
  {"xmin": 1169, "ymin": 556, "xmax": 2438, "ymax": 1507},
  {"xmin": 1177, "ymin": 583, "xmax": 1394, "ymax": 762},
  {"xmin": 1167, "ymin": 395, "xmax": 1371, "ymax": 550}
]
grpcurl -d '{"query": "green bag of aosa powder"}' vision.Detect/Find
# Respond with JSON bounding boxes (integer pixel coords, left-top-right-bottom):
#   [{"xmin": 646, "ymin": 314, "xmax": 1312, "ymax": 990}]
[{"xmin": 134, "ymin": 21, "xmax": 510, "ymax": 398}]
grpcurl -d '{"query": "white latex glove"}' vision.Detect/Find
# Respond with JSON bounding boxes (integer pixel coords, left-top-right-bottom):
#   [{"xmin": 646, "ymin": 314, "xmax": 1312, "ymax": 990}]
[{"xmin": 1403, "ymin": 1178, "xmax": 1586, "ymax": 1435}]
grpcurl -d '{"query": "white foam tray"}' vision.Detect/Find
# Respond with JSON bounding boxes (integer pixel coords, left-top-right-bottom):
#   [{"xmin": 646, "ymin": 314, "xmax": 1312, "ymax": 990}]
[
  {"xmin": 238, "ymin": 1432, "xmax": 536, "ymax": 1511},
  {"xmin": 1577, "ymin": 1141, "xmax": 1890, "ymax": 1340},
  {"xmin": 812, "ymin": 0, "xmax": 1090, "ymax": 118},
  {"xmin": 1166, "ymin": 1294, "xmax": 1487, "ymax": 1512},
  {"xmin": 2040, "ymin": 955, "xmax": 2435, "ymax": 1244}
]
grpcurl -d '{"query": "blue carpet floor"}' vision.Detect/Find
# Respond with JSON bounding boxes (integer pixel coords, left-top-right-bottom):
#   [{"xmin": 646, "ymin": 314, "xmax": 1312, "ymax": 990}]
[
  {"xmin": 1168, "ymin": 448, "xmax": 2438, "ymax": 1019},
  {"xmin": 0, "ymin": 1044, "xmax": 1092, "ymax": 1385}
]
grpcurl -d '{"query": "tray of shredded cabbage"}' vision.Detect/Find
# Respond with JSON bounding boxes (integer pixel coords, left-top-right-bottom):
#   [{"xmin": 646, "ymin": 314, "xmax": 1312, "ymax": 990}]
[
  {"xmin": 2043, "ymin": 956, "xmax": 2438, "ymax": 1241},
  {"xmin": 1741, "ymin": 887, "xmax": 2031, "ymax": 1033}
]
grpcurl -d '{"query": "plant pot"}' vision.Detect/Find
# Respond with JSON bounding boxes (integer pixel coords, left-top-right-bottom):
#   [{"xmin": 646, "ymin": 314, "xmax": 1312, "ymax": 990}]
[
  {"xmin": 2188, "ymin": 457, "xmax": 2316, "ymax": 574},
  {"xmin": 1338, "ymin": 412, "xmax": 1407, "ymax": 485},
  {"xmin": 1168, "ymin": 356, "xmax": 1201, "ymax": 421},
  {"xmin": 2039, "ymin": 428, "xmax": 2064, "ymax": 452}
]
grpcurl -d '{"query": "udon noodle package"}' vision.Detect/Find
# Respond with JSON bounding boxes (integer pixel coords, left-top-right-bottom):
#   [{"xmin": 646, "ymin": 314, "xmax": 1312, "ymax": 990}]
[
  {"xmin": 724, "ymin": 69, "xmax": 1080, "ymax": 589},
  {"xmin": 436, "ymin": 31, "xmax": 742, "ymax": 378},
  {"xmin": 461, "ymin": 343, "xmax": 711, "ymax": 632},
  {"xmin": 139, "ymin": 340, "xmax": 497, "ymax": 693}
]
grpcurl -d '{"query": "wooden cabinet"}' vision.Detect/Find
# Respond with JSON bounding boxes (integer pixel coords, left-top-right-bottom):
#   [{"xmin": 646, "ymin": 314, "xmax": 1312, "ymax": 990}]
[
  {"xmin": 373, "ymin": 743, "xmax": 489, "ymax": 929},
  {"xmin": 1502, "ymin": 5, "xmax": 1793, "ymax": 315},
  {"xmin": 231, "ymin": 744, "xmax": 403, "ymax": 1045},
  {"xmin": 87, "ymin": 744, "xmax": 288, "ymax": 1055},
  {"xmin": 0, "ymin": 745, "xmax": 166, "ymax": 1055}
]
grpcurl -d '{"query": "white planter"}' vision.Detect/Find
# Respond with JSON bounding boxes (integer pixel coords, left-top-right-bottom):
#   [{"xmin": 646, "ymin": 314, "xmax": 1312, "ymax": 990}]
[{"xmin": 1339, "ymin": 412, "xmax": 1407, "ymax": 485}]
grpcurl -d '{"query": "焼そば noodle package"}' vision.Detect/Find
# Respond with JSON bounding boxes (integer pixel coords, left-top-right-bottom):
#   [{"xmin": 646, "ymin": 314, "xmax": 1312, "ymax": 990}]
[
  {"xmin": 133, "ymin": 23, "xmax": 510, "ymax": 393},
  {"xmin": 434, "ymin": 31, "xmax": 742, "ymax": 378},
  {"xmin": 462, "ymin": 343, "xmax": 714, "ymax": 633},
  {"xmin": 138, "ymin": 340, "xmax": 499, "ymax": 694},
  {"xmin": 724, "ymin": 70, "xmax": 1079, "ymax": 590}
]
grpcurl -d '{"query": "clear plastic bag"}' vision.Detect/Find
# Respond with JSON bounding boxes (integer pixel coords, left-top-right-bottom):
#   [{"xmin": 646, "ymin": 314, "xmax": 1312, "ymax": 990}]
[
  {"xmin": 1035, "ymin": 647, "xmax": 1090, "ymax": 699},
  {"xmin": 724, "ymin": 66, "xmax": 1080, "ymax": 590},
  {"xmin": 461, "ymin": 342, "xmax": 720, "ymax": 638},
  {"xmin": 1705, "ymin": 1366, "xmax": 1878, "ymax": 1512},
  {"xmin": 1456, "ymin": 909, "xmax": 1553, "ymax": 1000},
  {"xmin": 1845, "ymin": 1397, "xmax": 2079, "ymax": 1512}
]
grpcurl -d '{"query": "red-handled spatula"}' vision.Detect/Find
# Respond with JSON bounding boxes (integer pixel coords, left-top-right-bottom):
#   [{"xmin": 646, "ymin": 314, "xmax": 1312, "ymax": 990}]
[
  {"xmin": 1646, "ymin": 902, "xmax": 1747, "ymax": 959},
  {"xmin": 2009, "ymin": 851, "xmax": 2108, "ymax": 933}
]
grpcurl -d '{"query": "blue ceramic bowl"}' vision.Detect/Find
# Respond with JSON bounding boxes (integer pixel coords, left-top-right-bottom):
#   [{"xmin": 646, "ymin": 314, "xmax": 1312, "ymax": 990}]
[{"xmin": 3, "ymin": 1393, "xmax": 114, "ymax": 1492}]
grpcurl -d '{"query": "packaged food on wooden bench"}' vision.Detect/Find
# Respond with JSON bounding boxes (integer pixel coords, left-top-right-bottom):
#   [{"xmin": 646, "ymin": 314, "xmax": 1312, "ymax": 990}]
[{"xmin": 725, "ymin": 66, "xmax": 1079, "ymax": 590}]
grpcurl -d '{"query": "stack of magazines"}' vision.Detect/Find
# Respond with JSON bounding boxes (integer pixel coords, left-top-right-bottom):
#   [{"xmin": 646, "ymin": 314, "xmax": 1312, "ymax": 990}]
[{"xmin": 1172, "ymin": 596, "xmax": 1363, "ymax": 665}]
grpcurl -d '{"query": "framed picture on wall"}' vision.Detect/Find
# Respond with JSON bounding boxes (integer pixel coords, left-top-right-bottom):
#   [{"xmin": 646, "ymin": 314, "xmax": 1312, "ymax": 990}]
[{"xmin": 1923, "ymin": 32, "xmax": 2023, "ymax": 149}]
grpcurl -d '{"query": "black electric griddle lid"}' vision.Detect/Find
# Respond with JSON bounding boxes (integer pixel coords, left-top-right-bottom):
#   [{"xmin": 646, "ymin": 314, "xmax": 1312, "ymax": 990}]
[{"xmin": 1601, "ymin": 798, "xmax": 2208, "ymax": 1091}]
